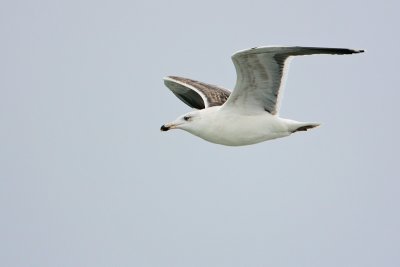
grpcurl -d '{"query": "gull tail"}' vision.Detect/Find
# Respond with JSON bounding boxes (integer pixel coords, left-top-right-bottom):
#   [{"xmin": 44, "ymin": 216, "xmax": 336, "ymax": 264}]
[{"xmin": 290, "ymin": 122, "xmax": 321, "ymax": 133}]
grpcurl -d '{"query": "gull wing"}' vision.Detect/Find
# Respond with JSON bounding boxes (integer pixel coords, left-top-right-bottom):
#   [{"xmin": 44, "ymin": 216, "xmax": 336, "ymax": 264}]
[
  {"xmin": 222, "ymin": 46, "xmax": 364, "ymax": 115},
  {"xmin": 164, "ymin": 76, "xmax": 231, "ymax": 109}
]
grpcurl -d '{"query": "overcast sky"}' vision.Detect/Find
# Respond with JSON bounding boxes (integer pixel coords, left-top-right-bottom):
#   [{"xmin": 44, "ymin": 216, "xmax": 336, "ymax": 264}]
[{"xmin": 1, "ymin": 0, "xmax": 399, "ymax": 266}]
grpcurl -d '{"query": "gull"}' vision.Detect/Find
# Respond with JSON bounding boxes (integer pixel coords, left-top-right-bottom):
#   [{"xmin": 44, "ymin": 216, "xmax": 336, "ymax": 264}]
[{"xmin": 160, "ymin": 46, "xmax": 364, "ymax": 146}]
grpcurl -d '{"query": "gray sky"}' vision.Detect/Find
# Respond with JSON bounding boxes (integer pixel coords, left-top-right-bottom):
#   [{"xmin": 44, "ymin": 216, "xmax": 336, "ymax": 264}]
[{"xmin": 1, "ymin": 0, "xmax": 399, "ymax": 266}]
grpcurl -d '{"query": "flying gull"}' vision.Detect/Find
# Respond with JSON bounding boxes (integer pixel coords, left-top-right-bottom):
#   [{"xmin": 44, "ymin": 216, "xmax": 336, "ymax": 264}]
[{"xmin": 161, "ymin": 46, "xmax": 364, "ymax": 146}]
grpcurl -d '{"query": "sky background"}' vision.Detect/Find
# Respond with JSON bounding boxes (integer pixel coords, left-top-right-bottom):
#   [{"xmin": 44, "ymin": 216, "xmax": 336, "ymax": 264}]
[{"xmin": 1, "ymin": 0, "xmax": 399, "ymax": 266}]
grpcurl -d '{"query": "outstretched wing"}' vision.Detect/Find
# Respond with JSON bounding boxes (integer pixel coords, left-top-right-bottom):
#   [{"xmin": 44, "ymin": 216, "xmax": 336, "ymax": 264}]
[
  {"xmin": 222, "ymin": 46, "xmax": 364, "ymax": 115},
  {"xmin": 164, "ymin": 76, "xmax": 231, "ymax": 109}
]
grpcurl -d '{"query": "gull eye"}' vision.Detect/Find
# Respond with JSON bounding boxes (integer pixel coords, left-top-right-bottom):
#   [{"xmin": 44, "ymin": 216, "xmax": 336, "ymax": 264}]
[{"xmin": 183, "ymin": 115, "xmax": 191, "ymax": 121}]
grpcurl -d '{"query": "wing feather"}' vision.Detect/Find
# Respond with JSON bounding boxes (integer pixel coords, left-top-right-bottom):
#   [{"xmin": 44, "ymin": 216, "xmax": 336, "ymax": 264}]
[
  {"xmin": 222, "ymin": 46, "xmax": 364, "ymax": 115},
  {"xmin": 164, "ymin": 76, "xmax": 231, "ymax": 109}
]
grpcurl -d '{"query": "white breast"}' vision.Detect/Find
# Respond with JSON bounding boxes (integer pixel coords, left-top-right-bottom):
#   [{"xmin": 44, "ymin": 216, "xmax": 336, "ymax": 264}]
[{"xmin": 189, "ymin": 108, "xmax": 291, "ymax": 146}]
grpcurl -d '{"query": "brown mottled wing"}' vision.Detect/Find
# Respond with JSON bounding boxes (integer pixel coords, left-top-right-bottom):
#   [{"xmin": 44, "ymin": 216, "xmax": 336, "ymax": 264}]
[
  {"xmin": 223, "ymin": 46, "xmax": 364, "ymax": 115},
  {"xmin": 164, "ymin": 76, "xmax": 231, "ymax": 109}
]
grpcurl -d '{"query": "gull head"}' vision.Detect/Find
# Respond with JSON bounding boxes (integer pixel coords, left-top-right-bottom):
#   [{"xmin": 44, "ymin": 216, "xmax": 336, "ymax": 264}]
[
  {"xmin": 160, "ymin": 107, "xmax": 220, "ymax": 134},
  {"xmin": 160, "ymin": 110, "xmax": 203, "ymax": 132}
]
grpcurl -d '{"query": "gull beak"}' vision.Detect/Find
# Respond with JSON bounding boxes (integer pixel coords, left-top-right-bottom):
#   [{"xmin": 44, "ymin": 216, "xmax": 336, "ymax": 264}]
[
  {"xmin": 160, "ymin": 124, "xmax": 170, "ymax": 131},
  {"xmin": 160, "ymin": 122, "xmax": 179, "ymax": 131}
]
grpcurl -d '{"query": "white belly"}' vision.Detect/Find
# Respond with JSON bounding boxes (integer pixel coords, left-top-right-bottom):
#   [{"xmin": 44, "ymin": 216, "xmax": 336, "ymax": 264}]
[{"xmin": 189, "ymin": 112, "xmax": 291, "ymax": 146}]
